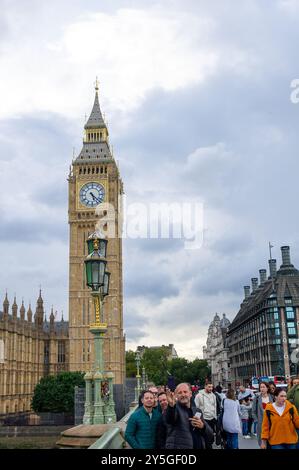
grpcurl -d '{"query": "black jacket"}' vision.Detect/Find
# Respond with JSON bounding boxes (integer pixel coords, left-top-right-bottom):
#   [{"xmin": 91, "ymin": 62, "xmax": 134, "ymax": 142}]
[
  {"xmin": 156, "ymin": 412, "xmax": 167, "ymax": 449},
  {"xmin": 165, "ymin": 401, "xmax": 214, "ymax": 449}
]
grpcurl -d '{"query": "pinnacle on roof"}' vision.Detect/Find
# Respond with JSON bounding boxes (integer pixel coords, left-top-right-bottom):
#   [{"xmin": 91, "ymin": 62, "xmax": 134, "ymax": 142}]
[
  {"xmin": 27, "ymin": 303, "xmax": 33, "ymax": 322},
  {"xmin": 50, "ymin": 307, "xmax": 55, "ymax": 322},
  {"xmin": 20, "ymin": 300, "xmax": 25, "ymax": 316},
  {"xmin": 3, "ymin": 292, "xmax": 9, "ymax": 307},
  {"xmin": 12, "ymin": 296, "xmax": 18, "ymax": 317},
  {"xmin": 84, "ymin": 78, "xmax": 107, "ymax": 130},
  {"xmin": 37, "ymin": 289, "xmax": 43, "ymax": 307}
]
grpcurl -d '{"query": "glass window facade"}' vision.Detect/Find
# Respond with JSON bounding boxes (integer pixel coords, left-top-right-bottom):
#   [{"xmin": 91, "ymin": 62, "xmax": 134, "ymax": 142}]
[
  {"xmin": 286, "ymin": 307, "xmax": 295, "ymax": 319},
  {"xmin": 288, "ymin": 327, "xmax": 296, "ymax": 336}
]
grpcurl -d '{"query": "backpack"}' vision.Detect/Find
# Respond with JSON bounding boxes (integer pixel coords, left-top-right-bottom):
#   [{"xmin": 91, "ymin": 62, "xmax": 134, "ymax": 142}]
[
  {"xmin": 216, "ymin": 399, "xmax": 226, "ymax": 447},
  {"xmin": 266, "ymin": 406, "xmax": 295, "ymax": 429},
  {"xmin": 217, "ymin": 399, "xmax": 225, "ymax": 431}
]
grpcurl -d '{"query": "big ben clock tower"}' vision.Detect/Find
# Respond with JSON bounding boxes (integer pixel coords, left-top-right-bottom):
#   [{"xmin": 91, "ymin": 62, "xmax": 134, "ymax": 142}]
[{"xmin": 68, "ymin": 81, "xmax": 125, "ymax": 399}]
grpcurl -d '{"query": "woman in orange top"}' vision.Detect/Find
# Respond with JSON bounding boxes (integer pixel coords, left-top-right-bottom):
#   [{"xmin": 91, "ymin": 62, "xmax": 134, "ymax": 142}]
[{"xmin": 261, "ymin": 388, "xmax": 299, "ymax": 449}]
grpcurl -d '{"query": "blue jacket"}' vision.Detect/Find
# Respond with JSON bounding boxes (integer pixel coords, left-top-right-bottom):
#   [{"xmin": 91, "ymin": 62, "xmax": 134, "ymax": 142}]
[{"xmin": 125, "ymin": 406, "xmax": 161, "ymax": 449}]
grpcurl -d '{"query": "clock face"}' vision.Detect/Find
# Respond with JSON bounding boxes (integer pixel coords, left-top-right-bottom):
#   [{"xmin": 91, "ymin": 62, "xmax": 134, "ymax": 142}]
[{"xmin": 79, "ymin": 182, "xmax": 105, "ymax": 207}]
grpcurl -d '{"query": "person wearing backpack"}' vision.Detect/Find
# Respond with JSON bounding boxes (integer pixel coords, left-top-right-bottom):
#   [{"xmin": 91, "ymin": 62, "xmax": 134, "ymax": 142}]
[
  {"xmin": 252, "ymin": 382, "xmax": 273, "ymax": 446},
  {"xmin": 261, "ymin": 388, "xmax": 299, "ymax": 449}
]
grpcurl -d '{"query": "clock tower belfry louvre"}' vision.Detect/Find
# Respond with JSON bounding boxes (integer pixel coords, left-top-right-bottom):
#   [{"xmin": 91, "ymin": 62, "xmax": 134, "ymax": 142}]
[{"xmin": 68, "ymin": 82, "xmax": 125, "ymax": 393}]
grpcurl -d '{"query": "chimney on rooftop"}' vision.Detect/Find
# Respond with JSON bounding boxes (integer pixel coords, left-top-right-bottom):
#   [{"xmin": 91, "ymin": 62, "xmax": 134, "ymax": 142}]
[
  {"xmin": 281, "ymin": 246, "xmax": 291, "ymax": 266},
  {"xmin": 251, "ymin": 278, "xmax": 258, "ymax": 292},
  {"xmin": 269, "ymin": 259, "xmax": 277, "ymax": 278},
  {"xmin": 259, "ymin": 269, "xmax": 267, "ymax": 285},
  {"xmin": 244, "ymin": 286, "xmax": 251, "ymax": 299}
]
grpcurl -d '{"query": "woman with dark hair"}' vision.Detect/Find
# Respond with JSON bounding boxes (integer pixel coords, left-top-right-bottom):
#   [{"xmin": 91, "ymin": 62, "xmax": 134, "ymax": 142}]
[
  {"xmin": 252, "ymin": 382, "xmax": 273, "ymax": 447},
  {"xmin": 268, "ymin": 381, "xmax": 276, "ymax": 397},
  {"xmin": 261, "ymin": 388, "xmax": 299, "ymax": 449},
  {"xmin": 222, "ymin": 388, "xmax": 242, "ymax": 449},
  {"xmin": 286, "ymin": 377, "xmax": 294, "ymax": 392}
]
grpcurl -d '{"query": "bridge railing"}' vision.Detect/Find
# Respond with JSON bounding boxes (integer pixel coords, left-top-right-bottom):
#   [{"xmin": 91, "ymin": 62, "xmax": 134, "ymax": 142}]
[{"xmin": 88, "ymin": 404, "xmax": 138, "ymax": 449}]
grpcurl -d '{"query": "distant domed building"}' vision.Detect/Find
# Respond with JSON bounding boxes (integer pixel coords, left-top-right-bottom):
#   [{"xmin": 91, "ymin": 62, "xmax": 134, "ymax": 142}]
[{"xmin": 203, "ymin": 313, "xmax": 231, "ymax": 387}]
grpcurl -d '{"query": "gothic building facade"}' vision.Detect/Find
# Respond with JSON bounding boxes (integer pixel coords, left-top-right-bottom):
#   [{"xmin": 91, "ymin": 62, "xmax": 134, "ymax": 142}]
[
  {"xmin": 203, "ymin": 313, "xmax": 231, "ymax": 387},
  {"xmin": 0, "ymin": 292, "xmax": 68, "ymax": 415}
]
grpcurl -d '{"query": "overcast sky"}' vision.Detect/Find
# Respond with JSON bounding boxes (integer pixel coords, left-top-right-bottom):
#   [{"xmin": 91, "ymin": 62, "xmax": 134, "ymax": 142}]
[{"xmin": 1, "ymin": 0, "xmax": 299, "ymax": 359}]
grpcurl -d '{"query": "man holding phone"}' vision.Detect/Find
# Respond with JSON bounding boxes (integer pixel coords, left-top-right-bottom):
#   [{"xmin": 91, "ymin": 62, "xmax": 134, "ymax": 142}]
[{"xmin": 164, "ymin": 383, "xmax": 214, "ymax": 449}]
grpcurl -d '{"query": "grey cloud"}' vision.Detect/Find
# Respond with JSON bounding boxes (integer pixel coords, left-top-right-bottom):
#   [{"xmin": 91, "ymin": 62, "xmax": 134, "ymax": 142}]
[
  {"xmin": 124, "ymin": 327, "xmax": 149, "ymax": 342},
  {"xmin": 124, "ymin": 270, "xmax": 179, "ymax": 302},
  {"xmin": 124, "ymin": 238, "xmax": 183, "ymax": 254},
  {"xmin": 30, "ymin": 184, "xmax": 67, "ymax": 208},
  {"xmin": 124, "ymin": 310, "xmax": 149, "ymax": 328},
  {"xmin": 0, "ymin": 216, "xmax": 67, "ymax": 243}
]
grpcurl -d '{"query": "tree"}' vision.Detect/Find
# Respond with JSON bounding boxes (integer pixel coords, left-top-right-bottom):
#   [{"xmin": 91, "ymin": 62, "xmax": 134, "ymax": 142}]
[
  {"xmin": 125, "ymin": 347, "xmax": 211, "ymax": 387},
  {"xmin": 168, "ymin": 358, "xmax": 189, "ymax": 384},
  {"xmin": 31, "ymin": 372, "xmax": 85, "ymax": 413},
  {"xmin": 141, "ymin": 347, "xmax": 169, "ymax": 385},
  {"xmin": 126, "ymin": 350, "xmax": 137, "ymax": 377},
  {"xmin": 168, "ymin": 358, "xmax": 210, "ymax": 387}
]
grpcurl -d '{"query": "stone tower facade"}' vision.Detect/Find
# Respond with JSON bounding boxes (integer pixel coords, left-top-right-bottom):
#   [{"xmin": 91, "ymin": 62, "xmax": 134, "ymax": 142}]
[
  {"xmin": 203, "ymin": 313, "xmax": 231, "ymax": 387},
  {"xmin": 68, "ymin": 82, "xmax": 125, "ymax": 390}
]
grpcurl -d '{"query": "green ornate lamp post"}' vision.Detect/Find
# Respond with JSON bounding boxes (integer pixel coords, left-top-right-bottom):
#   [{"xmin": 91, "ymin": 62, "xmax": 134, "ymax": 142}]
[
  {"xmin": 83, "ymin": 231, "xmax": 116, "ymax": 425},
  {"xmin": 142, "ymin": 366, "xmax": 147, "ymax": 390},
  {"xmin": 134, "ymin": 350, "xmax": 142, "ymax": 402}
]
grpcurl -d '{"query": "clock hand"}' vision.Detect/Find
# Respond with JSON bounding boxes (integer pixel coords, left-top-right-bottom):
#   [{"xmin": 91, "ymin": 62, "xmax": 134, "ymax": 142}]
[{"xmin": 90, "ymin": 191, "xmax": 101, "ymax": 204}]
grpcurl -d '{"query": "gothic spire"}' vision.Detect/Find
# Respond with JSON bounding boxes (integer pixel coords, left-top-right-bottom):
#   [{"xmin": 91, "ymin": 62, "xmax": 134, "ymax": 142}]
[
  {"xmin": 84, "ymin": 78, "xmax": 107, "ymax": 130},
  {"xmin": 27, "ymin": 303, "xmax": 33, "ymax": 322},
  {"xmin": 50, "ymin": 307, "xmax": 55, "ymax": 323},
  {"xmin": 74, "ymin": 80, "xmax": 112, "ymax": 163},
  {"xmin": 3, "ymin": 292, "xmax": 9, "ymax": 315},
  {"xmin": 20, "ymin": 300, "xmax": 25, "ymax": 321},
  {"xmin": 12, "ymin": 296, "xmax": 18, "ymax": 319},
  {"xmin": 37, "ymin": 288, "xmax": 43, "ymax": 306},
  {"xmin": 35, "ymin": 289, "xmax": 44, "ymax": 328}
]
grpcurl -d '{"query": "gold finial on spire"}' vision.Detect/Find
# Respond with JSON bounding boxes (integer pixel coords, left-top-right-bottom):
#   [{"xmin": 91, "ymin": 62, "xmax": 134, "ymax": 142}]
[{"xmin": 95, "ymin": 76, "xmax": 99, "ymax": 92}]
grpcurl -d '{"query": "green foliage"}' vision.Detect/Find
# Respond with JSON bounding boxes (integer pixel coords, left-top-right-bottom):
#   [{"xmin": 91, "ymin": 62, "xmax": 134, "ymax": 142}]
[
  {"xmin": 141, "ymin": 347, "xmax": 170, "ymax": 385},
  {"xmin": 169, "ymin": 358, "xmax": 210, "ymax": 386},
  {"xmin": 126, "ymin": 350, "xmax": 137, "ymax": 377},
  {"xmin": 126, "ymin": 346, "xmax": 210, "ymax": 386},
  {"xmin": 31, "ymin": 372, "xmax": 85, "ymax": 413}
]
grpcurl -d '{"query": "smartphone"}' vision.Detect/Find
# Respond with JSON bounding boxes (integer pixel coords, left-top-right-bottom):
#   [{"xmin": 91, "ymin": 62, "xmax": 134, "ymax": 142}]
[{"xmin": 194, "ymin": 412, "xmax": 202, "ymax": 419}]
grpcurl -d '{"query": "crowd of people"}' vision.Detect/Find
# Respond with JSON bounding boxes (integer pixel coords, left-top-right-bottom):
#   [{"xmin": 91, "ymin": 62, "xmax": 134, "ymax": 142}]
[{"xmin": 124, "ymin": 377, "xmax": 299, "ymax": 450}]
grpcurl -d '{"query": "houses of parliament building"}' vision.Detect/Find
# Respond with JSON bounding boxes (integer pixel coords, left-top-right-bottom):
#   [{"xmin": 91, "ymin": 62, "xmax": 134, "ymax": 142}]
[{"xmin": 0, "ymin": 82, "xmax": 126, "ymax": 416}]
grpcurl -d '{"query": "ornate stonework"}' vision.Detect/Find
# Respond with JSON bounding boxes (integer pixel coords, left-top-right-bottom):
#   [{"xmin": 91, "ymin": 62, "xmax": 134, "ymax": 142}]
[
  {"xmin": 68, "ymin": 85, "xmax": 125, "ymax": 386},
  {"xmin": 203, "ymin": 313, "xmax": 231, "ymax": 387},
  {"xmin": 0, "ymin": 292, "xmax": 68, "ymax": 415}
]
